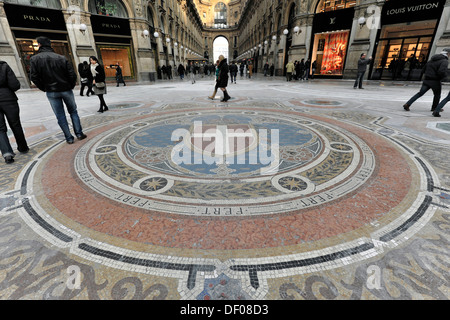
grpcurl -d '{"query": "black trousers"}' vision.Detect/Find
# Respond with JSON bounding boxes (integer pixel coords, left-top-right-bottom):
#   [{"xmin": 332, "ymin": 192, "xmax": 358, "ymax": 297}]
[
  {"xmin": 80, "ymin": 81, "xmax": 94, "ymax": 95},
  {"xmin": 0, "ymin": 100, "xmax": 28, "ymax": 154},
  {"xmin": 406, "ymin": 80, "xmax": 441, "ymax": 110}
]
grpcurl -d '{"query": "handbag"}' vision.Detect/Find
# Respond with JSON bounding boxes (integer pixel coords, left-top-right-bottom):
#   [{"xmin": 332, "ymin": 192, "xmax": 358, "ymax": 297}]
[
  {"xmin": 80, "ymin": 78, "xmax": 88, "ymax": 84},
  {"xmin": 95, "ymin": 82, "xmax": 106, "ymax": 89}
]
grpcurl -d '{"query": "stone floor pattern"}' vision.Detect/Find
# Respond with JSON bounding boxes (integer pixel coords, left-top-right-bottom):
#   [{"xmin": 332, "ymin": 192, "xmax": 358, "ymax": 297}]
[{"xmin": 0, "ymin": 78, "xmax": 449, "ymax": 300}]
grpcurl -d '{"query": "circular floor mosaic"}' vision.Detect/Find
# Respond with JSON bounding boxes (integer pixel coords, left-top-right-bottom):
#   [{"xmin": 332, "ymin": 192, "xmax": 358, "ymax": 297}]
[{"xmin": 15, "ymin": 104, "xmax": 439, "ymax": 299}]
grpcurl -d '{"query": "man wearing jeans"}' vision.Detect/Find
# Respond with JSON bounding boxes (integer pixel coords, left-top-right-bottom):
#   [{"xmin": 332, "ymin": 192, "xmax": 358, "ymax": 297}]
[
  {"xmin": 354, "ymin": 53, "xmax": 372, "ymax": 89},
  {"xmin": 30, "ymin": 36, "xmax": 86, "ymax": 144}
]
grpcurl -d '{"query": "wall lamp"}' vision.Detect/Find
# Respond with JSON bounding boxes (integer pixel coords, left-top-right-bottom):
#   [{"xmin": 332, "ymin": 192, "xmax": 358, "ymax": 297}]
[
  {"xmin": 142, "ymin": 29, "xmax": 149, "ymax": 38},
  {"xmin": 293, "ymin": 26, "xmax": 301, "ymax": 35},
  {"xmin": 358, "ymin": 17, "xmax": 366, "ymax": 28},
  {"xmin": 79, "ymin": 23, "xmax": 87, "ymax": 35}
]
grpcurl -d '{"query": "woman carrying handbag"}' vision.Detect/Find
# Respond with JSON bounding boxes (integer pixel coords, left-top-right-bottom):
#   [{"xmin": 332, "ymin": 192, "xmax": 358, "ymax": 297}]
[{"xmin": 89, "ymin": 56, "xmax": 109, "ymax": 113}]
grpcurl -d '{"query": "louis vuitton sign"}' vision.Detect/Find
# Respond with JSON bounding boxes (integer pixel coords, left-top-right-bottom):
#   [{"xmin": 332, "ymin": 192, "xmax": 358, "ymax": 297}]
[
  {"xmin": 4, "ymin": 3, "xmax": 66, "ymax": 31},
  {"xmin": 381, "ymin": 0, "xmax": 445, "ymax": 25}
]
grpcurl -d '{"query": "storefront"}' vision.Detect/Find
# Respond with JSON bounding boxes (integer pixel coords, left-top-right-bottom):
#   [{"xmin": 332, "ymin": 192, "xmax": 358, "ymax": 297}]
[
  {"xmin": 89, "ymin": 1, "xmax": 135, "ymax": 81},
  {"xmin": 3, "ymin": 2, "xmax": 74, "ymax": 85},
  {"xmin": 310, "ymin": 7, "xmax": 355, "ymax": 78},
  {"xmin": 370, "ymin": 0, "xmax": 445, "ymax": 81}
]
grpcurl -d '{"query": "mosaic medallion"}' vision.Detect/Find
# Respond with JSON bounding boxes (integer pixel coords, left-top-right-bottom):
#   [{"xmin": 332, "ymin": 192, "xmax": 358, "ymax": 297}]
[
  {"xmin": 74, "ymin": 110, "xmax": 373, "ymax": 217},
  {"xmin": 12, "ymin": 104, "xmax": 440, "ymax": 300}
]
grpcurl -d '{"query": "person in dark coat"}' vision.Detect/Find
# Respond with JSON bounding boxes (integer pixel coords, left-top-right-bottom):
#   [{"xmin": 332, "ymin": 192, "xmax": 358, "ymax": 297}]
[
  {"xmin": 404, "ymin": 48, "xmax": 450, "ymax": 113},
  {"xmin": 0, "ymin": 60, "xmax": 29, "ymax": 163},
  {"xmin": 354, "ymin": 53, "xmax": 372, "ymax": 89},
  {"xmin": 89, "ymin": 56, "xmax": 109, "ymax": 113},
  {"xmin": 217, "ymin": 55, "xmax": 231, "ymax": 102},
  {"xmin": 178, "ymin": 64, "xmax": 185, "ymax": 80},
  {"xmin": 229, "ymin": 61, "xmax": 238, "ymax": 84},
  {"xmin": 111, "ymin": 63, "xmax": 126, "ymax": 87},
  {"xmin": 30, "ymin": 36, "xmax": 86, "ymax": 144},
  {"xmin": 78, "ymin": 61, "xmax": 94, "ymax": 96}
]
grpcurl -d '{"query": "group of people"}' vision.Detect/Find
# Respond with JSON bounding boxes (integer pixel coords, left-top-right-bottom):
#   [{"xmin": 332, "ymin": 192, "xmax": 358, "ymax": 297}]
[
  {"xmin": 0, "ymin": 36, "xmax": 114, "ymax": 164},
  {"xmin": 2, "ymin": 36, "xmax": 450, "ymax": 165},
  {"xmin": 285, "ymin": 59, "xmax": 315, "ymax": 82}
]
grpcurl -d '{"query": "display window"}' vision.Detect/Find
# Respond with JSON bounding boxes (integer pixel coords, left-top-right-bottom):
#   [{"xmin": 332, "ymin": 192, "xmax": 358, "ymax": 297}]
[
  {"xmin": 371, "ymin": 20, "xmax": 436, "ymax": 81},
  {"xmin": 97, "ymin": 45, "xmax": 134, "ymax": 79},
  {"xmin": 311, "ymin": 31, "xmax": 349, "ymax": 76}
]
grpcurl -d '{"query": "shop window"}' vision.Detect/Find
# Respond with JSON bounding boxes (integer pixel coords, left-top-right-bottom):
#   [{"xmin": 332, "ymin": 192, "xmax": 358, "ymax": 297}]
[
  {"xmin": 311, "ymin": 31, "xmax": 349, "ymax": 76},
  {"xmin": 98, "ymin": 46, "xmax": 133, "ymax": 78},
  {"xmin": 88, "ymin": 0, "xmax": 128, "ymax": 18},
  {"xmin": 371, "ymin": 20, "xmax": 436, "ymax": 81},
  {"xmin": 3, "ymin": 0, "xmax": 62, "ymax": 9},
  {"xmin": 316, "ymin": 0, "xmax": 356, "ymax": 13}
]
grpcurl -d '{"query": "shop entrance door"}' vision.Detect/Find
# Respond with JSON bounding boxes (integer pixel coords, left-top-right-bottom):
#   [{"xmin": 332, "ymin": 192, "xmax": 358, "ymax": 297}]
[
  {"xmin": 371, "ymin": 20, "xmax": 437, "ymax": 81},
  {"xmin": 371, "ymin": 37, "xmax": 432, "ymax": 81}
]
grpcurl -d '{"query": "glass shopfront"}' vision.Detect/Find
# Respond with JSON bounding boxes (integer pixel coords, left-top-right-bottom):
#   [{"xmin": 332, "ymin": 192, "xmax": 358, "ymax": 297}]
[
  {"xmin": 89, "ymin": 0, "xmax": 135, "ymax": 80},
  {"xmin": 3, "ymin": 2, "xmax": 74, "ymax": 84},
  {"xmin": 370, "ymin": 0, "xmax": 445, "ymax": 81},
  {"xmin": 310, "ymin": 7, "xmax": 354, "ymax": 78}
]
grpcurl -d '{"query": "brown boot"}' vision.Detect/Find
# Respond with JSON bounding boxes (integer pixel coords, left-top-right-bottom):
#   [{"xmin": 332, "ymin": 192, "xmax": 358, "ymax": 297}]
[{"xmin": 209, "ymin": 89, "xmax": 217, "ymax": 100}]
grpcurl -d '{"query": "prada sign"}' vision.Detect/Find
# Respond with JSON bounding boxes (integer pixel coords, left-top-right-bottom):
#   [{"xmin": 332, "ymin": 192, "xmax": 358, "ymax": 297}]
[
  {"xmin": 4, "ymin": 3, "xmax": 66, "ymax": 31},
  {"xmin": 381, "ymin": 0, "xmax": 445, "ymax": 25},
  {"xmin": 90, "ymin": 15, "xmax": 131, "ymax": 36},
  {"xmin": 313, "ymin": 7, "xmax": 355, "ymax": 34}
]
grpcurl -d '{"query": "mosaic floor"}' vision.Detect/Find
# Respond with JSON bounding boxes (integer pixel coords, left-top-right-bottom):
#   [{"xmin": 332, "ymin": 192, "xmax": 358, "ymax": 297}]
[{"xmin": 0, "ymin": 78, "xmax": 449, "ymax": 301}]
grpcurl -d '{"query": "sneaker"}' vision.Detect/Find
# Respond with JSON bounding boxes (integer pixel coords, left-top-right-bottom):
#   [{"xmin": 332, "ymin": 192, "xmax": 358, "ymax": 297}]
[
  {"xmin": 4, "ymin": 155, "xmax": 14, "ymax": 164},
  {"xmin": 67, "ymin": 139, "xmax": 74, "ymax": 144},
  {"xmin": 77, "ymin": 133, "xmax": 87, "ymax": 140},
  {"xmin": 432, "ymin": 112, "xmax": 441, "ymax": 117}
]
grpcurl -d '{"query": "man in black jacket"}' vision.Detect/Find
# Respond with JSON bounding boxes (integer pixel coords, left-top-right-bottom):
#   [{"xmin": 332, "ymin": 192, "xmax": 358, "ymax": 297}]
[
  {"xmin": 0, "ymin": 61, "xmax": 29, "ymax": 163},
  {"xmin": 30, "ymin": 36, "xmax": 86, "ymax": 144},
  {"xmin": 403, "ymin": 48, "xmax": 450, "ymax": 112}
]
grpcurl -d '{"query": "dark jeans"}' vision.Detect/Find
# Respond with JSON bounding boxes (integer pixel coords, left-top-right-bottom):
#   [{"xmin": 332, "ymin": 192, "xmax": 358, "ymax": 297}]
[
  {"xmin": 406, "ymin": 80, "xmax": 441, "ymax": 110},
  {"xmin": 80, "ymin": 81, "xmax": 94, "ymax": 96},
  {"xmin": 230, "ymin": 72, "xmax": 237, "ymax": 82},
  {"xmin": 0, "ymin": 100, "xmax": 28, "ymax": 157},
  {"xmin": 46, "ymin": 90, "xmax": 84, "ymax": 142},
  {"xmin": 354, "ymin": 71, "xmax": 366, "ymax": 88},
  {"xmin": 434, "ymin": 91, "xmax": 450, "ymax": 113}
]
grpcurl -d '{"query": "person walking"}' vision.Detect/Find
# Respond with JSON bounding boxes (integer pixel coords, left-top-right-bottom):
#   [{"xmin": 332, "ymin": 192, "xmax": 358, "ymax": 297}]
[
  {"xmin": 263, "ymin": 62, "xmax": 269, "ymax": 77},
  {"xmin": 217, "ymin": 55, "xmax": 231, "ymax": 102},
  {"xmin": 78, "ymin": 61, "xmax": 94, "ymax": 96},
  {"xmin": 229, "ymin": 61, "xmax": 238, "ymax": 84},
  {"xmin": 403, "ymin": 48, "xmax": 450, "ymax": 112},
  {"xmin": 112, "ymin": 63, "xmax": 126, "ymax": 87},
  {"xmin": 286, "ymin": 61, "xmax": 295, "ymax": 81},
  {"xmin": 0, "ymin": 60, "xmax": 29, "ymax": 163},
  {"xmin": 89, "ymin": 56, "xmax": 109, "ymax": 113},
  {"xmin": 208, "ymin": 60, "xmax": 220, "ymax": 100},
  {"xmin": 311, "ymin": 60, "xmax": 317, "ymax": 80},
  {"xmin": 189, "ymin": 62, "xmax": 196, "ymax": 84},
  {"xmin": 30, "ymin": 36, "xmax": 87, "ymax": 144},
  {"xmin": 304, "ymin": 58, "xmax": 311, "ymax": 80},
  {"xmin": 354, "ymin": 53, "xmax": 372, "ymax": 89},
  {"xmin": 178, "ymin": 64, "xmax": 185, "ymax": 80},
  {"xmin": 298, "ymin": 59, "xmax": 306, "ymax": 80}
]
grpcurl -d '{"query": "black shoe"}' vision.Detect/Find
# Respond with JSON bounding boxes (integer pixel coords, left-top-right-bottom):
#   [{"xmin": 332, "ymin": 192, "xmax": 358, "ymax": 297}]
[
  {"xmin": 18, "ymin": 147, "xmax": 29, "ymax": 154},
  {"xmin": 97, "ymin": 109, "xmax": 104, "ymax": 113},
  {"xmin": 4, "ymin": 155, "xmax": 14, "ymax": 164},
  {"xmin": 103, "ymin": 106, "xmax": 109, "ymax": 111},
  {"xmin": 433, "ymin": 112, "xmax": 441, "ymax": 117},
  {"xmin": 403, "ymin": 104, "xmax": 410, "ymax": 111},
  {"xmin": 67, "ymin": 139, "xmax": 74, "ymax": 144},
  {"xmin": 77, "ymin": 133, "xmax": 87, "ymax": 140}
]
